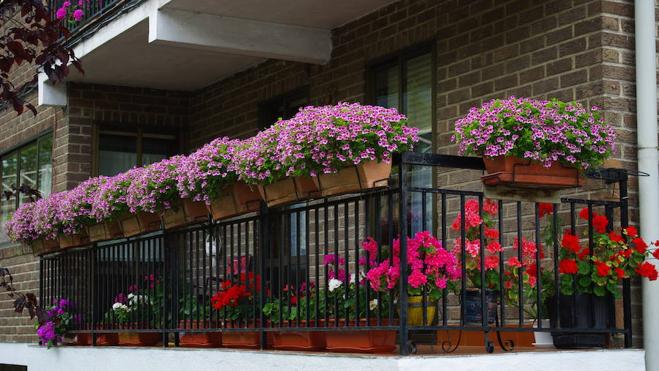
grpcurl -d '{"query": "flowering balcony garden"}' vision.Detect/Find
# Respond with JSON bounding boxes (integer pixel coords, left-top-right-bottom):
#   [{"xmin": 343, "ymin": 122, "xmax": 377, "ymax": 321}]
[{"xmin": 5, "ymin": 100, "xmax": 657, "ymax": 355}]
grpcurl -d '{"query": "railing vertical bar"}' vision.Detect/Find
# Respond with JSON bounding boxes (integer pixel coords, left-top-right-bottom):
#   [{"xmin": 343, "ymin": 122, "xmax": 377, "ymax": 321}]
[
  {"xmin": 535, "ymin": 204, "xmax": 542, "ymax": 328},
  {"xmin": 333, "ymin": 204, "xmax": 339, "ymax": 327},
  {"xmin": 314, "ymin": 205, "xmax": 320, "ymax": 328},
  {"xmin": 296, "ymin": 210, "xmax": 301, "ymax": 328},
  {"xmin": 478, "ymin": 196, "xmax": 486, "ymax": 329},
  {"xmin": 422, "ymin": 190, "xmax": 428, "ymax": 326},
  {"xmin": 354, "ymin": 199, "xmax": 360, "ymax": 324},
  {"xmin": 517, "ymin": 201, "xmax": 523, "ymax": 326},
  {"xmin": 552, "ymin": 203, "xmax": 560, "ymax": 330},
  {"xmin": 398, "ymin": 155, "xmax": 409, "ymax": 355},
  {"xmin": 441, "ymin": 192, "xmax": 448, "ymax": 327},
  {"xmin": 460, "ymin": 194, "xmax": 466, "ymax": 327},
  {"xmin": 364, "ymin": 196, "xmax": 371, "ymax": 326},
  {"xmin": 498, "ymin": 200, "xmax": 505, "ymax": 327},
  {"xmin": 343, "ymin": 201, "xmax": 350, "ymax": 325}
]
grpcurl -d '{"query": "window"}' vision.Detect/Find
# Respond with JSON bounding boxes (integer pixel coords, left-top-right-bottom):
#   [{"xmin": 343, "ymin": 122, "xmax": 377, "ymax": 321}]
[
  {"xmin": 97, "ymin": 129, "xmax": 179, "ymax": 176},
  {"xmin": 258, "ymin": 88, "xmax": 309, "ymax": 130},
  {"xmin": 0, "ymin": 134, "xmax": 53, "ymax": 245},
  {"xmin": 368, "ymin": 44, "xmax": 435, "ymax": 232}
]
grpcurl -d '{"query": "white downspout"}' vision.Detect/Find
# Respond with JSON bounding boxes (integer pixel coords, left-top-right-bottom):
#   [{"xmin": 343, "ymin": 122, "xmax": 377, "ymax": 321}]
[{"xmin": 635, "ymin": 1, "xmax": 659, "ymax": 369}]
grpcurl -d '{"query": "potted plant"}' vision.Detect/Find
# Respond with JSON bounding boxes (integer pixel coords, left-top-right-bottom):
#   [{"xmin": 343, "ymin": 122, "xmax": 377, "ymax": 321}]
[
  {"xmin": 452, "ymin": 97, "xmax": 616, "ymax": 189},
  {"xmin": 262, "ymin": 281, "xmax": 326, "ymax": 351},
  {"xmin": 70, "ymin": 177, "xmax": 124, "ymax": 242},
  {"xmin": 104, "ymin": 275, "xmax": 163, "ymax": 346},
  {"xmin": 364, "ymin": 232, "xmax": 460, "ymax": 327},
  {"xmin": 235, "ymin": 124, "xmax": 319, "ymax": 207},
  {"xmin": 6, "ymin": 201, "xmax": 59, "ymax": 255},
  {"xmin": 211, "ymin": 272, "xmax": 261, "ymax": 348},
  {"xmin": 91, "ymin": 167, "xmax": 157, "ymax": 238},
  {"xmin": 450, "ymin": 198, "xmax": 502, "ymax": 324},
  {"xmin": 177, "ymin": 295, "xmax": 221, "ymax": 348},
  {"xmin": 34, "ymin": 298, "xmax": 73, "ymax": 348},
  {"xmin": 260, "ymin": 103, "xmax": 418, "ymax": 198},
  {"xmin": 321, "ymin": 254, "xmax": 397, "ymax": 353},
  {"xmin": 178, "ymin": 137, "xmax": 258, "ymax": 221},
  {"xmin": 553, "ymin": 211, "xmax": 658, "ymax": 348},
  {"xmin": 126, "ymin": 156, "xmax": 185, "ymax": 230}
]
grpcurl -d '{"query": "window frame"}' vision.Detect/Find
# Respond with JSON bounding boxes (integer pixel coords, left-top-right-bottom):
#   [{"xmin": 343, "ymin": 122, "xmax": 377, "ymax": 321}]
[
  {"xmin": 0, "ymin": 132, "xmax": 54, "ymax": 207},
  {"xmin": 92, "ymin": 124, "xmax": 181, "ymax": 176}
]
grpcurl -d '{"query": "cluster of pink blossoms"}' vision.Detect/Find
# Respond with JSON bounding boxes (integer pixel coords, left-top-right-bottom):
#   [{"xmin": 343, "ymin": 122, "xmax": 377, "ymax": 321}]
[
  {"xmin": 452, "ymin": 97, "xmax": 616, "ymax": 170},
  {"xmin": 7, "ymin": 103, "xmax": 416, "ymax": 244},
  {"xmin": 55, "ymin": 1, "xmax": 88, "ymax": 22},
  {"xmin": 363, "ymin": 231, "xmax": 460, "ymax": 296}
]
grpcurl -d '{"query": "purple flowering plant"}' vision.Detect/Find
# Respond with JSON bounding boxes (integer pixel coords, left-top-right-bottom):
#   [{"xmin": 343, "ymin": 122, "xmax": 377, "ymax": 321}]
[
  {"xmin": 452, "ymin": 97, "xmax": 616, "ymax": 170},
  {"xmin": 177, "ymin": 137, "xmax": 241, "ymax": 204},
  {"xmin": 36, "ymin": 298, "xmax": 73, "ymax": 348},
  {"xmin": 126, "ymin": 156, "xmax": 185, "ymax": 214},
  {"xmin": 236, "ymin": 103, "xmax": 418, "ymax": 184}
]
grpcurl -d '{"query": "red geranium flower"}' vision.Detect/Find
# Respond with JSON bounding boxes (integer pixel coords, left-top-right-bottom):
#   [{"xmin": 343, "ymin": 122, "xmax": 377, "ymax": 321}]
[
  {"xmin": 577, "ymin": 247, "xmax": 590, "ymax": 261},
  {"xmin": 595, "ymin": 262, "xmax": 611, "ymax": 277},
  {"xmin": 559, "ymin": 259, "xmax": 578, "ymax": 274},
  {"xmin": 506, "ymin": 256, "xmax": 522, "ymax": 268},
  {"xmin": 561, "ymin": 232, "xmax": 581, "ymax": 254},
  {"xmin": 485, "ymin": 228, "xmax": 499, "ymax": 239},
  {"xmin": 486, "ymin": 241, "xmax": 503, "ymax": 254},
  {"xmin": 653, "ymin": 249, "xmax": 659, "ymax": 260},
  {"xmin": 624, "ymin": 226, "xmax": 638, "ymax": 238},
  {"xmin": 615, "ymin": 267, "xmax": 625, "ymax": 279},
  {"xmin": 633, "ymin": 238, "xmax": 648, "ymax": 254},
  {"xmin": 608, "ymin": 231, "xmax": 624, "ymax": 243},
  {"xmin": 578, "ymin": 208, "xmax": 590, "ymax": 220},
  {"xmin": 593, "ymin": 215, "xmax": 609, "ymax": 234},
  {"xmin": 636, "ymin": 262, "xmax": 658, "ymax": 281},
  {"xmin": 538, "ymin": 203, "xmax": 554, "ymax": 218}
]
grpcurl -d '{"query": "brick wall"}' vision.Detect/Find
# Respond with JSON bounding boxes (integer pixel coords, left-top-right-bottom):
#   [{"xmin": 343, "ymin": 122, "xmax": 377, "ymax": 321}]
[{"xmin": 0, "ymin": 0, "xmax": 653, "ymax": 345}]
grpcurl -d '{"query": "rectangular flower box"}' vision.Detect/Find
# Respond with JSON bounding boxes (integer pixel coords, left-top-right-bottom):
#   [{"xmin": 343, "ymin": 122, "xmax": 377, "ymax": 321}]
[
  {"xmin": 269, "ymin": 328, "xmax": 325, "ymax": 351},
  {"xmin": 118, "ymin": 332, "xmax": 162, "ymax": 346},
  {"xmin": 87, "ymin": 221, "xmax": 123, "ymax": 242},
  {"xmin": 315, "ymin": 160, "xmax": 391, "ymax": 197},
  {"xmin": 257, "ymin": 176, "xmax": 319, "ymax": 207},
  {"xmin": 208, "ymin": 182, "xmax": 260, "ymax": 220},
  {"xmin": 30, "ymin": 238, "xmax": 59, "ymax": 256},
  {"xmin": 220, "ymin": 323, "xmax": 259, "ymax": 349},
  {"xmin": 182, "ymin": 198, "xmax": 209, "ymax": 224},
  {"xmin": 323, "ymin": 319, "xmax": 397, "ymax": 354},
  {"xmin": 58, "ymin": 233, "xmax": 91, "ymax": 249},
  {"xmin": 118, "ymin": 212, "xmax": 161, "ymax": 237},
  {"xmin": 482, "ymin": 156, "xmax": 582, "ymax": 189},
  {"xmin": 178, "ymin": 320, "xmax": 221, "ymax": 348}
]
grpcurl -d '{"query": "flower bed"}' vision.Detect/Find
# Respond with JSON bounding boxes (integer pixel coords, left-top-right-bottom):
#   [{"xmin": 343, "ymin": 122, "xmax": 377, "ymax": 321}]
[{"xmin": 5, "ymin": 103, "xmax": 417, "ymax": 247}]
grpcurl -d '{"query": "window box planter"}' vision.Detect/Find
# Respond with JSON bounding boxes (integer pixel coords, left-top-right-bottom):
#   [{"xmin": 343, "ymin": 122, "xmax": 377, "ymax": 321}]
[
  {"xmin": 178, "ymin": 321, "xmax": 221, "ymax": 348},
  {"xmin": 58, "ymin": 232, "xmax": 90, "ymax": 249},
  {"xmin": 481, "ymin": 156, "xmax": 582, "ymax": 189},
  {"xmin": 182, "ymin": 198, "xmax": 209, "ymax": 224},
  {"xmin": 162, "ymin": 199, "xmax": 209, "ymax": 230},
  {"xmin": 550, "ymin": 293, "xmax": 611, "ymax": 348},
  {"xmin": 220, "ymin": 323, "xmax": 259, "ymax": 349},
  {"xmin": 315, "ymin": 160, "xmax": 391, "ymax": 197},
  {"xmin": 30, "ymin": 238, "xmax": 59, "ymax": 256},
  {"xmin": 76, "ymin": 327, "xmax": 120, "ymax": 346},
  {"xmin": 86, "ymin": 221, "xmax": 123, "ymax": 242},
  {"xmin": 118, "ymin": 332, "xmax": 162, "ymax": 346},
  {"xmin": 257, "ymin": 176, "xmax": 319, "ymax": 207},
  {"xmin": 324, "ymin": 319, "xmax": 397, "ymax": 353},
  {"xmin": 118, "ymin": 212, "xmax": 161, "ymax": 237},
  {"xmin": 208, "ymin": 183, "xmax": 260, "ymax": 221},
  {"xmin": 269, "ymin": 323, "xmax": 325, "ymax": 351}
]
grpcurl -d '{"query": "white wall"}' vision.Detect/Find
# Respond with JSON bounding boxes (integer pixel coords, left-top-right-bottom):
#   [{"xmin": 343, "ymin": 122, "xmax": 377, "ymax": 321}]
[{"xmin": 0, "ymin": 343, "xmax": 645, "ymax": 371}]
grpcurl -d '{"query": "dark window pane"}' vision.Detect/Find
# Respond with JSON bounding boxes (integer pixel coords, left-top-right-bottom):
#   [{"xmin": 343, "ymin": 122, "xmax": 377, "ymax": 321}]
[
  {"xmin": 142, "ymin": 137, "xmax": 177, "ymax": 166},
  {"xmin": 0, "ymin": 153, "xmax": 18, "ymax": 244},
  {"xmin": 99, "ymin": 134, "xmax": 138, "ymax": 176},
  {"xmin": 374, "ymin": 64, "xmax": 400, "ymax": 110},
  {"xmin": 18, "ymin": 142, "xmax": 38, "ymax": 206},
  {"xmin": 404, "ymin": 53, "xmax": 433, "ymax": 153}
]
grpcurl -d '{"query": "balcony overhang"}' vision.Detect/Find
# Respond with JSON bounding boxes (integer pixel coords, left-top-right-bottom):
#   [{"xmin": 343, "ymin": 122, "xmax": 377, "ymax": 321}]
[{"xmin": 38, "ymin": 0, "xmax": 395, "ymax": 105}]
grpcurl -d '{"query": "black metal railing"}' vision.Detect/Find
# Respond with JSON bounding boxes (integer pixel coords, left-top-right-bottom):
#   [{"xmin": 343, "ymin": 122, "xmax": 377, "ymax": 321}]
[{"xmin": 39, "ymin": 153, "xmax": 632, "ymax": 354}]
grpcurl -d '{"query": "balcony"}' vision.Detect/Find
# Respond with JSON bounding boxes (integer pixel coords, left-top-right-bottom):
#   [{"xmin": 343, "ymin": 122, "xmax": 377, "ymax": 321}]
[{"xmin": 35, "ymin": 153, "xmax": 634, "ymax": 356}]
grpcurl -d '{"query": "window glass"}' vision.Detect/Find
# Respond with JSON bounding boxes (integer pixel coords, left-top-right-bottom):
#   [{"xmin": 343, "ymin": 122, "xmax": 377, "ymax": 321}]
[
  {"xmin": 374, "ymin": 64, "xmax": 400, "ymax": 110},
  {"xmin": 142, "ymin": 137, "xmax": 177, "ymax": 166},
  {"xmin": 99, "ymin": 134, "xmax": 138, "ymax": 176},
  {"xmin": 0, "ymin": 134, "xmax": 52, "ymax": 245}
]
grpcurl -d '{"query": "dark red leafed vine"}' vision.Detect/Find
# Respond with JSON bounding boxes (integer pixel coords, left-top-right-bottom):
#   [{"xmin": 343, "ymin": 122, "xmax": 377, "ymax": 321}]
[{"xmin": 0, "ymin": 0, "xmax": 83, "ymax": 115}]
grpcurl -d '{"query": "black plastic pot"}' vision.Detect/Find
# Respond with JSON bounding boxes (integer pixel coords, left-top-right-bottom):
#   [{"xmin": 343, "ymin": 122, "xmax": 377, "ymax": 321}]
[
  {"xmin": 463, "ymin": 289, "xmax": 498, "ymax": 324},
  {"xmin": 550, "ymin": 293, "xmax": 612, "ymax": 348}
]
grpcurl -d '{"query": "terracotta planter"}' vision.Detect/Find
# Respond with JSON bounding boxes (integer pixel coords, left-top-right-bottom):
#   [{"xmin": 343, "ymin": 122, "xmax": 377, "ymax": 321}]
[
  {"xmin": 324, "ymin": 319, "xmax": 397, "ymax": 354},
  {"xmin": 182, "ymin": 198, "xmax": 209, "ymax": 224},
  {"xmin": 269, "ymin": 322, "xmax": 325, "ymax": 351},
  {"xmin": 162, "ymin": 205, "xmax": 187, "ymax": 230},
  {"xmin": 87, "ymin": 221, "xmax": 123, "ymax": 242},
  {"xmin": 208, "ymin": 183, "xmax": 260, "ymax": 220},
  {"xmin": 118, "ymin": 212, "xmax": 161, "ymax": 237},
  {"xmin": 257, "ymin": 176, "xmax": 319, "ymax": 207},
  {"xmin": 406, "ymin": 295, "xmax": 436, "ymax": 326},
  {"xmin": 220, "ymin": 323, "xmax": 259, "ymax": 349},
  {"xmin": 118, "ymin": 332, "xmax": 162, "ymax": 346},
  {"xmin": 29, "ymin": 238, "xmax": 59, "ymax": 256},
  {"xmin": 315, "ymin": 160, "xmax": 392, "ymax": 197},
  {"xmin": 77, "ymin": 328, "xmax": 120, "ymax": 346},
  {"xmin": 58, "ymin": 232, "xmax": 90, "ymax": 249},
  {"xmin": 481, "ymin": 156, "xmax": 582, "ymax": 189},
  {"xmin": 178, "ymin": 320, "xmax": 221, "ymax": 348}
]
